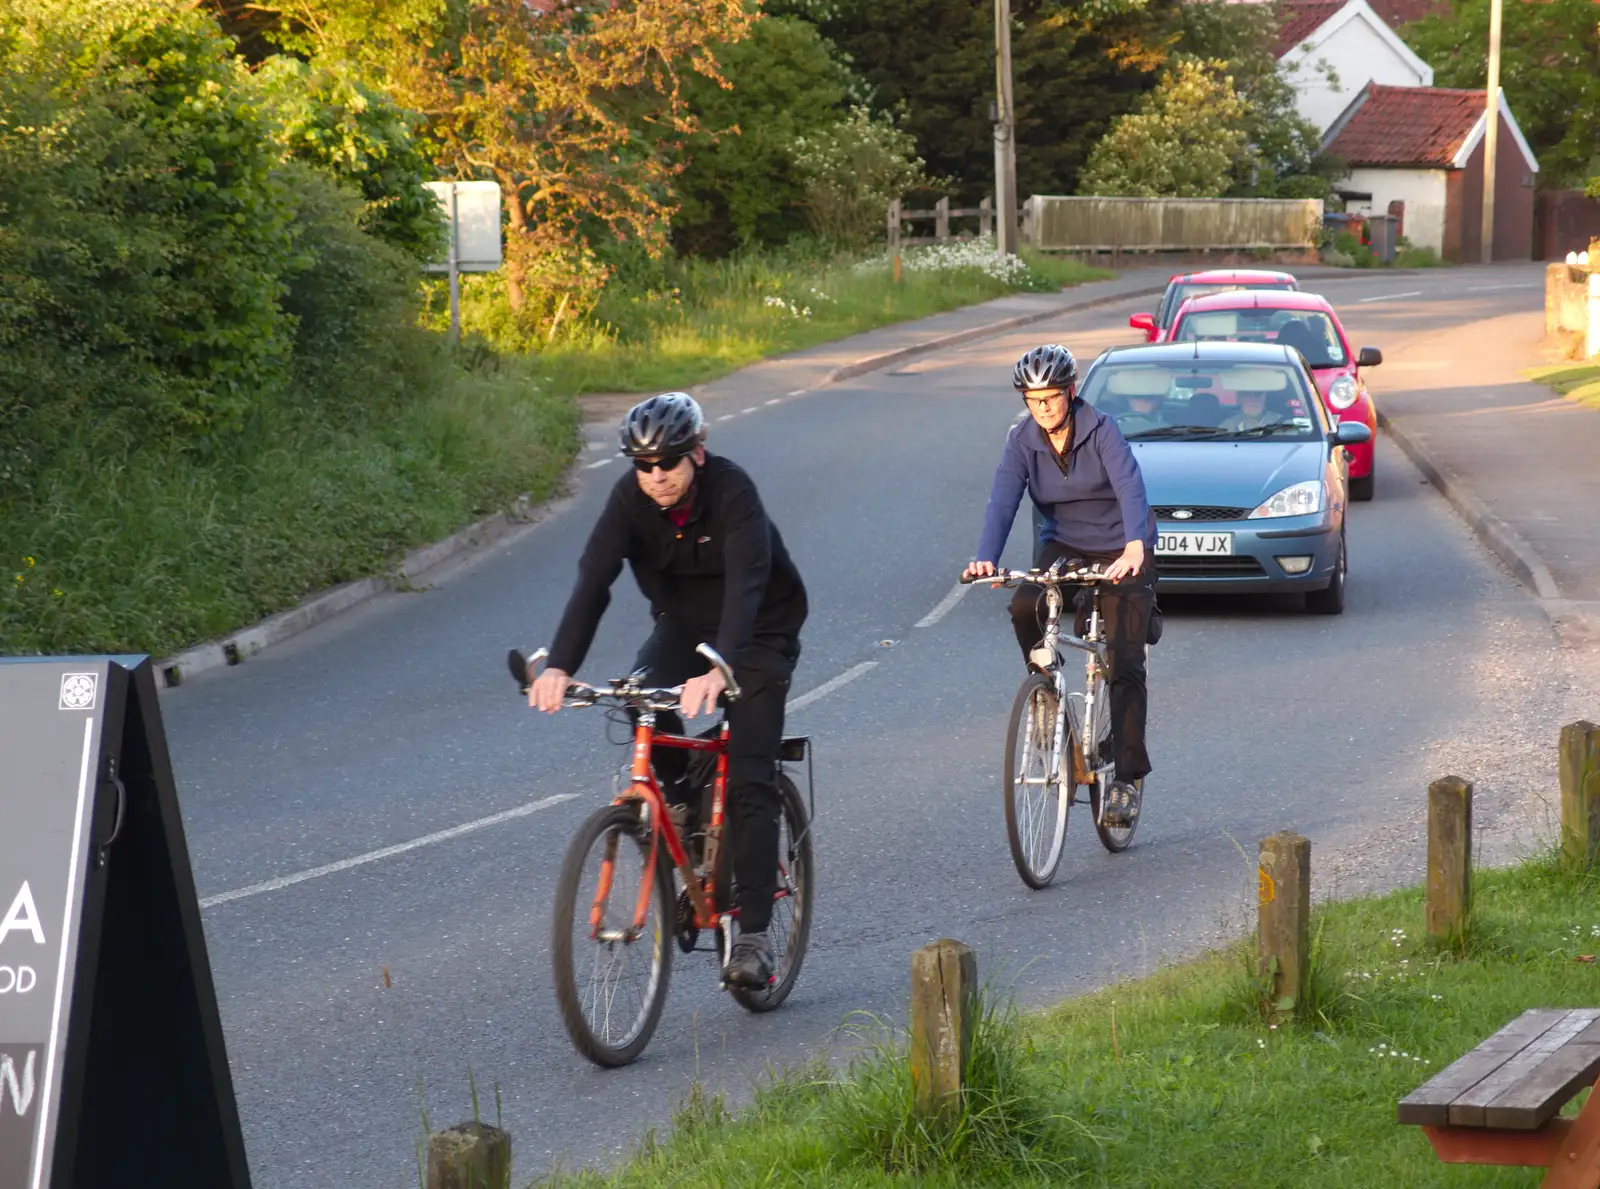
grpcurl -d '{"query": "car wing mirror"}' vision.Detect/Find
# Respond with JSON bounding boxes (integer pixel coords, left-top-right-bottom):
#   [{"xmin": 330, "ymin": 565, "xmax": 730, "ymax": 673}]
[
  {"xmin": 1357, "ymin": 346, "xmax": 1382, "ymax": 368},
  {"xmin": 1129, "ymin": 313, "xmax": 1156, "ymax": 338},
  {"xmin": 1332, "ymin": 421, "xmax": 1372, "ymax": 446}
]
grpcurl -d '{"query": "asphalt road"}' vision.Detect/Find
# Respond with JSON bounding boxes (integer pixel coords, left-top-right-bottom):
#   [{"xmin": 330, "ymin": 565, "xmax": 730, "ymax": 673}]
[{"xmin": 161, "ymin": 261, "xmax": 1572, "ymax": 1188}]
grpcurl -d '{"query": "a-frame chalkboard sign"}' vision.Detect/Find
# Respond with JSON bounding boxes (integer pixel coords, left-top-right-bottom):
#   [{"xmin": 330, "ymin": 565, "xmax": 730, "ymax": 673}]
[{"xmin": 0, "ymin": 656, "xmax": 251, "ymax": 1189}]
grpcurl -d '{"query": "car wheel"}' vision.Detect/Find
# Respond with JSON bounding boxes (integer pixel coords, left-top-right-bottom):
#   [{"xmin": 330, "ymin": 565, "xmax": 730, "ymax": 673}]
[
  {"xmin": 1305, "ymin": 531, "xmax": 1346, "ymax": 615},
  {"xmin": 1350, "ymin": 471, "xmax": 1375, "ymax": 502}
]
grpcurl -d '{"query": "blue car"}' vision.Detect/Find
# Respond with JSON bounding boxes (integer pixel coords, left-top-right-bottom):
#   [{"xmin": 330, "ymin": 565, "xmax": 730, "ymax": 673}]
[{"xmin": 1061, "ymin": 341, "xmax": 1371, "ymax": 614}]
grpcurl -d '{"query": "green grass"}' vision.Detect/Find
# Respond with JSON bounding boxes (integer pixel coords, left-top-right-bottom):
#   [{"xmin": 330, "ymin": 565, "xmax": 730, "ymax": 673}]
[
  {"xmin": 458, "ymin": 243, "xmax": 1111, "ymax": 397},
  {"xmin": 1, "ymin": 337, "xmax": 580, "ymax": 657},
  {"xmin": 1526, "ymin": 362, "xmax": 1600, "ymax": 408},
  {"xmin": 537, "ymin": 856, "xmax": 1600, "ymax": 1188}
]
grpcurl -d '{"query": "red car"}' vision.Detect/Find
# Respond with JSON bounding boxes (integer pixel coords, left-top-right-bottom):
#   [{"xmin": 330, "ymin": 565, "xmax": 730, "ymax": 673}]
[
  {"xmin": 1129, "ymin": 269, "xmax": 1299, "ymax": 343},
  {"xmin": 1167, "ymin": 290, "xmax": 1382, "ymax": 500}
]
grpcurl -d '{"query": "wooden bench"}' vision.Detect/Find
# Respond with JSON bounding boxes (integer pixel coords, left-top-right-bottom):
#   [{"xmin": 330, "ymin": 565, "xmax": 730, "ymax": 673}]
[{"xmin": 1399, "ymin": 1009, "xmax": 1600, "ymax": 1187}]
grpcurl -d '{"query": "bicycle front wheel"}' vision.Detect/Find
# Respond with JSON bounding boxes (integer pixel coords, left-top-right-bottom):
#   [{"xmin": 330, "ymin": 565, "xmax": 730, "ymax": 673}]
[
  {"xmin": 1003, "ymin": 672, "xmax": 1070, "ymax": 888},
  {"xmin": 551, "ymin": 803, "xmax": 674, "ymax": 1067}
]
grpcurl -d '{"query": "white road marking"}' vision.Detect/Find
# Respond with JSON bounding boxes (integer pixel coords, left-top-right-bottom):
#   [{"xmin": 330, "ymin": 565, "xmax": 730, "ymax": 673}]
[
  {"xmin": 787, "ymin": 389, "xmax": 807, "ymax": 397},
  {"xmin": 585, "ymin": 457, "xmax": 615, "ymax": 469},
  {"xmin": 766, "ymin": 398, "xmax": 782, "ymax": 405},
  {"xmin": 915, "ymin": 583, "xmax": 970, "ymax": 628},
  {"xmin": 742, "ymin": 406, "xmax": 758, "ymax": 414},
  {"xmin": 199, "ymin": 794, "xmax": 580, "ymax": 909},
  {"xmin": 1357, "ymin": 290, "xmax": 1424, "ymax": 303},
  {"xmin": 1467, "ymin": 283, "xmax": 1539, "ymax": 292},
  {"xmin": 787, "ymin": 661, "xmax": 878, "ymax": 712},
  {"xmin": 718, "ymin": 414, "xmax": 736, "ymax": 422}
]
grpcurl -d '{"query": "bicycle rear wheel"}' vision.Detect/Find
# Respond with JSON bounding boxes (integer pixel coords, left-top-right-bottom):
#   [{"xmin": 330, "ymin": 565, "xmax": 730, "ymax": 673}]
[
  {"xmin": 1003, "ymin": 672, "xmax": 1070, "ymax": 888},
  {"xmin": 551, "ymin": 803, "xmax": 674, "ymax": 1067},
  {"xmin": 730, "ymin": 773, "xmax": 813, "ymax": 1012}
]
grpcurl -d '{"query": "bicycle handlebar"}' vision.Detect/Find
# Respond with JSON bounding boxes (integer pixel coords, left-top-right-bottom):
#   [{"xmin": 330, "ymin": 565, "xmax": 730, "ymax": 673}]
[
  {"xmin": 508, "ymin": 642, "xmax": 742, "ymax": 710},
  {"xmin": 959, "ymin": 561, "xmax": 1112, "ymax": 588}
]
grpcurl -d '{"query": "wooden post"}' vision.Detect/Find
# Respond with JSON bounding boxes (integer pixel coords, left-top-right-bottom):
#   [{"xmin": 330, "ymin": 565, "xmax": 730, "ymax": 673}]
[
  {"xmin": 427, "ymin": 1122, "xmax": 511, "ymax": 1189},
  {"xmin": 909, "ymin": 939, "xmax": 976, "ymax": 1114},
  {"xmin": 888, "ymin": 198, "xmax": 903, "ymax": 285},
  {"xmin": 935, "ymin": 196, "xmax": 950, "ymax": 241},
  {"xmin": 1258, "ymin": 833, "xmax": 1310, "ymax": 1018},
  {"xmin": 979, "ymin": 196, "xmax": 993, "ymax": 239},
  {"xmin": 992, "ymin": 0, "xmax": 1018, "ymax": 256},
  {"xmin": 1480, "ymin": 0, "xmax": 1503, "ymax": 264},
  {"xmin": 1561, "ymin": 722, "xmax": 1600, "ymax": 872},
  {"xmin": 1426, "ymin": 776, "xmax": 1473, "ymax": 943}
]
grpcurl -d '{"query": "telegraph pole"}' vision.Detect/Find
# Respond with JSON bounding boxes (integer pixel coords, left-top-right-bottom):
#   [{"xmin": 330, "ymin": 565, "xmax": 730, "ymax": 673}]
[
  {"xmin": 993, "ymin": 0, "xmax": 1018, "ymax": 256},
  {"xmin": 1480, "ymin": 0, "xmax": 1503, "ymax": 264}
]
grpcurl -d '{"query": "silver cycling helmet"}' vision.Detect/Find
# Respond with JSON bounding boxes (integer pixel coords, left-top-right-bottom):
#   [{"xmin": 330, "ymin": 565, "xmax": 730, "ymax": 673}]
[
  {"xmin": 618, "ymin": 391, "xmax": 706, "ymax": 458},
  {"xmin": 1012, "ymin": 344, "xmax": 1078, "ymax": 393}
]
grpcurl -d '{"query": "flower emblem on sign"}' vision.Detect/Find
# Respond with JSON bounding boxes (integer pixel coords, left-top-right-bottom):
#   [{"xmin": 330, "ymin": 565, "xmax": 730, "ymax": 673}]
[{"xmin": 59, "ymin": 673, "xmax": 98, "ymax": 711}]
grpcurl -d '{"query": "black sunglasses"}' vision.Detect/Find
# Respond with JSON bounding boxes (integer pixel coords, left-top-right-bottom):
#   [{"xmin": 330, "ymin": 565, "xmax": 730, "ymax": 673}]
[{"xmin": 632, "ymin": 455, "xmax": 686, "ymax": 474}]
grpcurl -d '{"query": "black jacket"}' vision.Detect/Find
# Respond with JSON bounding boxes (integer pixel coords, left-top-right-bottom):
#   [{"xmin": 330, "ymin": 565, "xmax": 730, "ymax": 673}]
[{"xmin": 547, "ymin": 453, "xmax": 808, "ymax": 675}]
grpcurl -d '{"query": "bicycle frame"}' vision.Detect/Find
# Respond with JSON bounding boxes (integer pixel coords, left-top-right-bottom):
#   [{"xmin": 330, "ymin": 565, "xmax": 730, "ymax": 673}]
[
  {"xmin": 1034, "ymin": 581, "xmax": 1112, "ymax": 795},
  {"xmin": 602, "ymin": 711, "xmax": 730, "ymax": 940}
]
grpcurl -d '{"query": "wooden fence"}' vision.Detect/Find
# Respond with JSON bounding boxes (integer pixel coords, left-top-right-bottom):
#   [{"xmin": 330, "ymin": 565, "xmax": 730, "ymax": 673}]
[
  {"xmin": 886, "ymin": 197, "xmax": 1012, "ymax": 250},
  {"xmin": 1023, "ymin": 196, "xmax": 1324, "ymax": 252}
]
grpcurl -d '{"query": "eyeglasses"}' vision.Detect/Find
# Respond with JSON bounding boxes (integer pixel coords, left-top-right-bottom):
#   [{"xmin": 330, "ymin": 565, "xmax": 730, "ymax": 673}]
[
  {"xmin": 632, "ymin": 455, "xmax": 686, "ymax": 474},
  {"xmin": 1022, "ymin": 389, "xmax": 1067, "ymax": 407}
]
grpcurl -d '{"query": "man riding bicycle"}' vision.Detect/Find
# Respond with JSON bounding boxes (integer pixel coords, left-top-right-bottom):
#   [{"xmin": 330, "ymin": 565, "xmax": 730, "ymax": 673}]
[
  {"xmin": 528, "ymin": 392, "xmax": 807, "ymax": 989},
  {"xmin": 962, "ymin": 344, "xmax": 1159, "ymax": 827}
]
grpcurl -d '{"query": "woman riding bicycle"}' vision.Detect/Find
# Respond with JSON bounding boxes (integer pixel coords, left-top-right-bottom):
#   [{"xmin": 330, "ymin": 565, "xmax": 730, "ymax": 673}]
[{"xmin": 962, "ymin": 344, "xmax": 1160, "ymax": 827}]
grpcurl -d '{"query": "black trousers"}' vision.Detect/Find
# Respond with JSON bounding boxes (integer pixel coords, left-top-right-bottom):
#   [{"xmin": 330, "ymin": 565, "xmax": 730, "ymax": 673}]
[
  {"xmin": 633, "ymin": 618, "xmax": 797, "ymax": 934},
  {"xmin": 1008, "ymin": 540, "xmax": 1156, "ymax": 783}
]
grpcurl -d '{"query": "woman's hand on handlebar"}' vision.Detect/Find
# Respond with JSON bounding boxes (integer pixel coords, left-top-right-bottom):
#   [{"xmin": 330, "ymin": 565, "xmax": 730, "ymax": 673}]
[
  {"xmin": 529, "ymin": 666, "xmax": 572, "ymax": 714},
  {"xmin": 1103, "ymin": 540, "xmax": 1146, "ymax": 584},
  {"xmin": 962, "ymin": 560, "xmax": 998, "ymax": 583}
]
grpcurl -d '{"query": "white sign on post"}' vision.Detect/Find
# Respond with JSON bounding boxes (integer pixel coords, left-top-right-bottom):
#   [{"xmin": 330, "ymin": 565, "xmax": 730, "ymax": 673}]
[{"xmin": 422, "ymin": 180, "xmax": 503, "ymax": 341}]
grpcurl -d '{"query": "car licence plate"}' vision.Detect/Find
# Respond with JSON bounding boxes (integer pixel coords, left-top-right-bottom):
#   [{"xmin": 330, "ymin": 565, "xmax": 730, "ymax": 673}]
[{"xmin": 1156, "ymin": 531, "xmax": 1233, "ymax": 556}]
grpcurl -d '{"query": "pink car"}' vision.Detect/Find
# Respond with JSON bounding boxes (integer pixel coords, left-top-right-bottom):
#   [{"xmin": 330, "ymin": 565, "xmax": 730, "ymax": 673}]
[
  {"xmin": 1168, "ymin": 290, "xmax": 1382, "ymax": 501},
  {"xmin": 1129, "ymin": 268, "xmax": 1300, "ymax": 343}
]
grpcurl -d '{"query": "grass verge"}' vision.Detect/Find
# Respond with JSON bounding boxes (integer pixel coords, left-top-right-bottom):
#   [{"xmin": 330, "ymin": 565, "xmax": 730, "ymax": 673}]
[
  {"xmin": 1525, "ymin": 362, "xmax": 1600, "ymax": 409},
  {"xmin": 538, "ymin": 855, "xmax": 1600, "ymax": 1188}
]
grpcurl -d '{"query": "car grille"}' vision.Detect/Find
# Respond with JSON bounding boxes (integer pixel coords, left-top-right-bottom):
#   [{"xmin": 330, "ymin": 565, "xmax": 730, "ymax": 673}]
[
  {"xmin": 1154, "ymin": 506, "xmax": 1250, "ymax": 522},
  {"xmin": 1158, "ymin": 556, "xmax": 1266, "ymax": 577}
]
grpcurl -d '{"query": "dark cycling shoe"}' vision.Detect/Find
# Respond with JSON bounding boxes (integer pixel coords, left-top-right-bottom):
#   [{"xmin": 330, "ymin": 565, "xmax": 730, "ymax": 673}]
[
  {"xmin": 724, "ymin": 932, "xmax": 774, "ymax": 989},
  {"xmin": 1102, "ymin": 780, "xmax": 1141, "ymax": 827}
]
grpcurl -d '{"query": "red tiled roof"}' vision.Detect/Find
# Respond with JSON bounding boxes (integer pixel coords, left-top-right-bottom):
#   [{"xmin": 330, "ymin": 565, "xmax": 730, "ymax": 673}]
[
  {"xmin": 1324, "ymin": 84, "xmax": 1487, "ymax": 169},
  {"xmin": 1365, "ymin": 0, "xmax": 1448, "ymax": 27},
  {"xmin": 1273, "ymin": 0, "xmax": 1346, "ymax": 57}
]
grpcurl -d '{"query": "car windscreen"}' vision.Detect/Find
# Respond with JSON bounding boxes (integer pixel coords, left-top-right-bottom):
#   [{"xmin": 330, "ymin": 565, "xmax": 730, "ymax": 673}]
[
  {"xmin": 1158, "ymin": 282, "xmax": 1295, "ymax": 328},
  {"xmin": 1172, "ymin": 307, "xmax": 1347, "ymax": 367},
  {"xmin": 1082, "ymin": 360, "xmax": 1324, "ymax": 442}
]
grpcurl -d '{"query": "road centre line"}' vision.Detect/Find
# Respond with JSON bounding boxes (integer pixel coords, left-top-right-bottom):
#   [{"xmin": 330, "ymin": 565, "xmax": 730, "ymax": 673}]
[
  {"xmin": 717, "ymin": 413, "xmax": 736, "ymax": 421},
  {"xmin": 915, "ymin": 583, "xmax": 970, "ymax": 628},
  {"xmin": 200, "ymin": 793, "xmax": 581, "ymax": 909},
  {"xmin": 742, "ymin": 406, "xmax": 758, "ymax": 414},
  {"xmin": 1357, "ymin": 290, "xmax": 1424, "ymax": 303},
  {"xmin": 585, "ymin": 457, "xmax": 615, "ymax": 469},
  {"xmin": 787, "ymin": 661, "xmax": 878, "ymax": 712},
  {"xmin": 766, "ymin": 398, "xmax": 782, "ymax": 405},
  {"xmin": 1467, "ymin": 283, "xmax": 1539, "ymax": 291},
  {"xmin": 787, "ymin": 389, "xmax": 807, "ymax": 396}
]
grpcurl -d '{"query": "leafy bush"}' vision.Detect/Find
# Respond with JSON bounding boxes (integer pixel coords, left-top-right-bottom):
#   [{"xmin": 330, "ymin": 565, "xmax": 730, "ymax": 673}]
[
  {"xmin": 791, "ymin": 105, "xmax": 935, "ymax": 247},
  {"xmin": 254, "ymin": 55, "xmax": 444, "ymax": 261}
]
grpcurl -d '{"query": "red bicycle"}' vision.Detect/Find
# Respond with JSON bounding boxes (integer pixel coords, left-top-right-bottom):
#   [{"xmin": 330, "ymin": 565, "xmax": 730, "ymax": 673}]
[{"xmin": 510, "ymin": 643, "xmax": 814, "ymax": 1067}]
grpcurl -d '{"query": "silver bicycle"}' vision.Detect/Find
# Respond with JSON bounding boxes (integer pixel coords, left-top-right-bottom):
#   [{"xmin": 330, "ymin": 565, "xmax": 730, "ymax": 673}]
[{"xmin": 963, "ymin": 559, "xmax": 1140, "ymax": 888}]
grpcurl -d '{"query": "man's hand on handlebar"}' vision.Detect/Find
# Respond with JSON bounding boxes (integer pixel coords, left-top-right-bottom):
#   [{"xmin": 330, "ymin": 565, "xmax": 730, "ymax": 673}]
[
  {"xmin": 529, "ymin": 666, "xmax": 573, "ymax": 714},
  {"xmin": 680, "ymin": 666, "xmax": 727, "ymax": 720},
  {"xmin": 962, "ymin": 560, "xmax": 998, "ymax": 583}
]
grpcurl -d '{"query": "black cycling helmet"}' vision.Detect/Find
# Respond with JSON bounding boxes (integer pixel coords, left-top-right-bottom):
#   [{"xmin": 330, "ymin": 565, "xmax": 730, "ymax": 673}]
[
  {"xmin": 1012, "ymin": 344, "xmax": 1078, "ymax": 394},
  {"xmin": 618, "ymin": 391, "xmax": 706, "ymax": 458}
]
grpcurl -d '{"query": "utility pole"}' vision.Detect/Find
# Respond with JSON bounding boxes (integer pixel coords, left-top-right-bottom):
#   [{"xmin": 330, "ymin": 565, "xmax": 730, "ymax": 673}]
[
  {"xmin": 1480, "ymin": 0, "xmax": 1503, "ymax": 264},
  {"xmin": 993, "ymin": 0, "xmax": 1018, "ymax": 256}
]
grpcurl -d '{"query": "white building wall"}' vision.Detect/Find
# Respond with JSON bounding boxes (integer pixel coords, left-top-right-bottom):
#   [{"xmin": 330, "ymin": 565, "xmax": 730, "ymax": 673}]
[
  {"xmin": 1342, "ymin": 167, "xmax": 1449, "ymax": 252},
  {"xmin": 1283, "ymin": 14, "xmax": 1432, "ymax": 133}
]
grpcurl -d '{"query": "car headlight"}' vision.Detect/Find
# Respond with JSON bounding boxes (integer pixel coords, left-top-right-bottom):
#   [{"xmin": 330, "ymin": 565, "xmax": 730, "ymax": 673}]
[
  {"xmin": 1327, "ymin": 376, "xmax": 1359, "ymax": 410},
  {"xmin": 1249, "ymin": 480, "xmax": 1325, "ymax": 519}
]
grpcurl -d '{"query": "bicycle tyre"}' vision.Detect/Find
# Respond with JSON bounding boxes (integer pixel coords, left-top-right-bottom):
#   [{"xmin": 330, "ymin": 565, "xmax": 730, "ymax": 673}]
[
  {"xmin": 730, "ymin": 773, "xmax": 813, "ymax": 1012},
  {"xmin": 551, "ymin": 803, "xmax": 674, "ymax": 1067},
  {"xmin": 1003, "ymin": 671, "xmax": 1070, "ymax": 889}
]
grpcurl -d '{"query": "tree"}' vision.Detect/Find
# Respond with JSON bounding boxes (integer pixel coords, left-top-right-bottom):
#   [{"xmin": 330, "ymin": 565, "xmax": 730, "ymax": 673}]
[
  {"xmin": 1403, "ymin": 0, "xmax": 1600, "ymax": 188},
  {"xmin": 258, "ymin": 0, "xmax": 757, "ymax": 334},
  {"xmin": 779, "ymin": 0, "xmax": 1181, "ymax": 202},
  {"xmin": 1078, "ymin": 57, "xmax": 1248, "ymax": 197},
  {"xmin": 670, "ymin": 16, "xmax": 855, "ymax": 256},
  {"xmin": 790, "ymin": 105, "xmax": 934, "ymax": 246}
]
